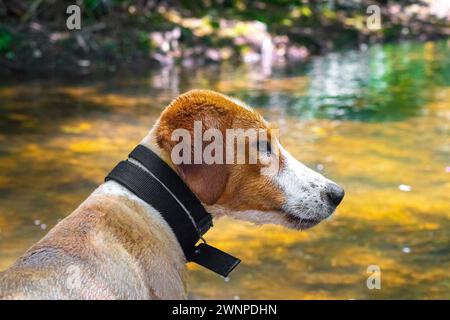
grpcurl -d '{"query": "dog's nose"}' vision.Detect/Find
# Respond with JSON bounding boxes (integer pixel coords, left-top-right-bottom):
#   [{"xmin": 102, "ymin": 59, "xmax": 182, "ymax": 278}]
[{"xmin": 325, "ymin": 183, "xmax": 345, "ymax": 206}]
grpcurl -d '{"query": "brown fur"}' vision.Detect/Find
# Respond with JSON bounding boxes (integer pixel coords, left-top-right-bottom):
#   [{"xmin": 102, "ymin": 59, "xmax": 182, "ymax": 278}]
[{"xmin": 155, "ymin": 90, "xmax": 285, "ymax": 210}]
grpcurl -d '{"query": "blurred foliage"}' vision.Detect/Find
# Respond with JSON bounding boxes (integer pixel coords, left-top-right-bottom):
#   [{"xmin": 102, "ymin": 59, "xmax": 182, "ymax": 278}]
[{"xmin": 0, "ymin": 0, "xmax": 448, "ymax": 74}]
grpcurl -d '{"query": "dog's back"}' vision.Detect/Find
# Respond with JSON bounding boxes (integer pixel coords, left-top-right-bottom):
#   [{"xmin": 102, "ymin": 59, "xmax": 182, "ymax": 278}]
[{"xmin": 0, "ymin": 184, "xmax": 187, "ymax": 300}]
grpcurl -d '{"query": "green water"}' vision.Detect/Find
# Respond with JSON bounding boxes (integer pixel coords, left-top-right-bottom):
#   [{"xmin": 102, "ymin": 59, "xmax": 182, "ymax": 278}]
[{"xmin": 0, "ymin": 40, "xmax": 449, "ymax": 299}]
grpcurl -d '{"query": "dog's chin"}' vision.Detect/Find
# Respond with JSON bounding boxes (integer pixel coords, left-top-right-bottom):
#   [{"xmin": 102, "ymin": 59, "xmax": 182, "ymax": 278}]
[
  {"xmin": 207, "ymin": 206, "xmax": 330, "ymax": 231},
  {"xmin": 282, "ymin": 203, "xmax": 337, "ymax": 230},
  {"xmin": 283, "ymin": 214, "xmax": 323, "ymax": 230}
]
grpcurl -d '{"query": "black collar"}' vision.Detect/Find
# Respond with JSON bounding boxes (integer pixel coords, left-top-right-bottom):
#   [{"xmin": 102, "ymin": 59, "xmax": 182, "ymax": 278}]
[{"xmin": 105, "ymin": 145, "xmax": 240, "ymax": 277}]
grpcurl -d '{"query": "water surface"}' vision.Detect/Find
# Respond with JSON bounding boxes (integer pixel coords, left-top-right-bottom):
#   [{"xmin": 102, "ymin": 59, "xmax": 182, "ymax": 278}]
[{"xmin": 0, "ymin": 40, "xmax": 449, "ymax": 299}]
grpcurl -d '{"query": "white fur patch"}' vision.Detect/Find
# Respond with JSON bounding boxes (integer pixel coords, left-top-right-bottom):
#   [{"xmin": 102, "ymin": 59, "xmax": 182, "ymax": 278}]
[{"xmin": 274, "ymin": 143, "xmax": 336, "ymax": 221}]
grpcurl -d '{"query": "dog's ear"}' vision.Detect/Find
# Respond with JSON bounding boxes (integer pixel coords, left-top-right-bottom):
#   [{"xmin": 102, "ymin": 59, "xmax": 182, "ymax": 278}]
[
  {"xmin": 155, "ymin": 99, "xmax": 231, "ymax": 205},
  {"xmin": 156, "ymin": 128, "xmax": 229, "ymax": 205},
  {"xmin": 176, "ymin": 163, "xmax": 229, "ymax": 205}
]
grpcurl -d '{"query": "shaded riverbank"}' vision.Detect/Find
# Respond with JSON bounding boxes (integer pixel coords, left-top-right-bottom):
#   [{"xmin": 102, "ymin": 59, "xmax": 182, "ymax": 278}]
[{"xmin": 1, "ymin": 1, "xmax": 449, "ymax": 75}]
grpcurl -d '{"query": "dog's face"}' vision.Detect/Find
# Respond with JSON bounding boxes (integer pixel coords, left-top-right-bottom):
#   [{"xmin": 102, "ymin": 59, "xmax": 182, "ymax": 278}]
[{"xmin": 154, "ymin": 90, "xmax": 344, "ymax": 230}]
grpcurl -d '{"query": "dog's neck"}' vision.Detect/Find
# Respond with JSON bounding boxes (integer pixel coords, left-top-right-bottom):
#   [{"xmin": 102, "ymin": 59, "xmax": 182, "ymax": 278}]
[
  {"xmin": 91, "ymin": 128, "xmax": 186, "ymax": 257},
  {"xmin": 92, "ymin": 128, "xmax": 215, "ymax": 260},
  {"xmin": 92, "ymin": 128, "xmax": 225, "ymax": 267}
]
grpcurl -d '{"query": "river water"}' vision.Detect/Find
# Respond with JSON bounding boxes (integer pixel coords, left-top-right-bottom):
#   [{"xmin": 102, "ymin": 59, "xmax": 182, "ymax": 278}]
[{"xmin": 0, "ymin": 40, "xmax": 449, "ymax": 299}]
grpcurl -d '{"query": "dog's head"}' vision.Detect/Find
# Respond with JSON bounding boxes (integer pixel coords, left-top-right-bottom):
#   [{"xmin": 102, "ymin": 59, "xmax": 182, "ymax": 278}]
[{"xmin": 150, "ymin": 90, "xmax": 344, "ymax": 230}]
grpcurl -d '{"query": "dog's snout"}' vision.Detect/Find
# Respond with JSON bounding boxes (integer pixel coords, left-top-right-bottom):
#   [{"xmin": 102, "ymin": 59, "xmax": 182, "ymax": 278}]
[{"xmin": 325, "ymin": 183, "xmax": 345, "ymax": 206}]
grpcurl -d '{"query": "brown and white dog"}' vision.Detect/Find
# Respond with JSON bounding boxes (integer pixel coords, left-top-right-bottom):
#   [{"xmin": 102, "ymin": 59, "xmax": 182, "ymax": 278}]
[{"xmin": 0, "ymin": 90, "xmax": 344, "ymax": 299}]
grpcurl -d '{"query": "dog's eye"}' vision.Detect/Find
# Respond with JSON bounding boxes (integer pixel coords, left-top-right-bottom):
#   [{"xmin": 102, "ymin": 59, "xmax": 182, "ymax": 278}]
[{"xmin": 257, "ymin": 140, "xmax": 272, "ymax": 156}]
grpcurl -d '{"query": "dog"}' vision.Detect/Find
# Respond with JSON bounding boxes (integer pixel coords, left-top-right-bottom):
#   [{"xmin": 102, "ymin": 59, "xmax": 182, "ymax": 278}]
[{"xmin": 0, "ymin": 89, "xmax": 344, "ymax": 299}]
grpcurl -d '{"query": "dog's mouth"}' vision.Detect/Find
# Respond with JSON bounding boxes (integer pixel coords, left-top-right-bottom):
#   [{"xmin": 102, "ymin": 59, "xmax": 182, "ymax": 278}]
[
  {"xmin": 284, "ymin": 214, "xmax": 322, "ymax": 230},
  {"xmin": 282, "ymin": 201, "xmax": 339, "ymax": 230}
]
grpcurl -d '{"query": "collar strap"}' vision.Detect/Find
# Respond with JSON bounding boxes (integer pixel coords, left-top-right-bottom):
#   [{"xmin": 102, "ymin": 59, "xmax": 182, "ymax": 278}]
[
  {"xmin": 129, "ymin": 145, "xmax": 212, "ymax": 235},
  {"xmin": 105, "ymin": 145, "xmax": 240, "ymax": 277}
]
